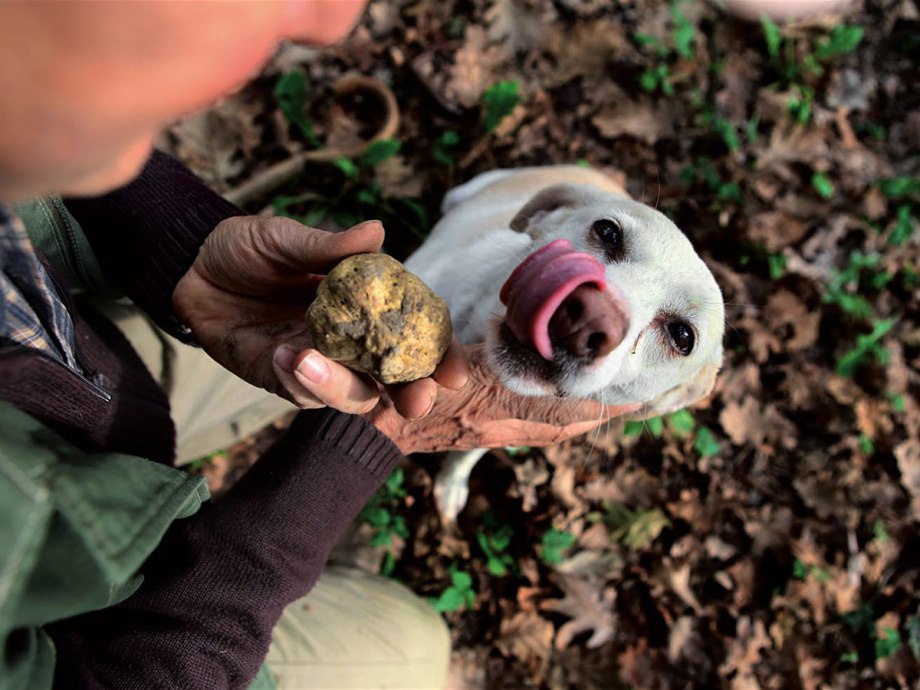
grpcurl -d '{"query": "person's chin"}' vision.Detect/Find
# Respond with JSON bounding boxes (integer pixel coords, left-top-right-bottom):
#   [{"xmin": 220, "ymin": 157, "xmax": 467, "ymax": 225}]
[{"xmin": 60, "ymin": 139, "xmax": 154, "ymax": 198}]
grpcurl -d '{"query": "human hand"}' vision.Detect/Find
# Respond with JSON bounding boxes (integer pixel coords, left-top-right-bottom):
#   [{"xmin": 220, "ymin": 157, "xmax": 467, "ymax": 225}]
[
  {"xmin": 366, "ymin": 345, "xmax": 642, "ymax": 454},
  {"xmin": 173, "ymin": 216, "xmax": 469, "ymax": 418}
]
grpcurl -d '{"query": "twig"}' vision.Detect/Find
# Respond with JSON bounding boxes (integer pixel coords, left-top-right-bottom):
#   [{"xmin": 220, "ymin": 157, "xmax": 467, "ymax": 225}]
[{"xmin": 225, "ymin": 75, "xmax": 401, "ymax": 208}]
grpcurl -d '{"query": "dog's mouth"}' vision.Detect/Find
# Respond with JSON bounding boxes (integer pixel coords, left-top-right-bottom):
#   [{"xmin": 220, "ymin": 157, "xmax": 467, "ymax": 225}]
[
  {"xmin": 492, "ymin": 239, "xmax": 631, "ymax": 396},
  {"xmin": 500, "ymin": 239, "xmax": 608, "ymax": 360}
]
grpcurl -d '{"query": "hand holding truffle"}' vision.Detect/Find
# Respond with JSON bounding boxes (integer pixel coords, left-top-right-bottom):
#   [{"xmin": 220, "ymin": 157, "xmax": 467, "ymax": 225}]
[{"xmin": 173, "ymin": 216, "xmax": 468, "ymax": 419}]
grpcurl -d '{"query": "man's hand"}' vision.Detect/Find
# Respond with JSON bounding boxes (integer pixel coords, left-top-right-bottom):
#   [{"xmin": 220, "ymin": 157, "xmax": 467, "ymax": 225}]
[
  {"xmin": 173, "ymin": 216, "xmax": 468, "ymax": 419},
  {"xmin": 366, "ymin": 345, "xmax": 641, "ymax": 454}
]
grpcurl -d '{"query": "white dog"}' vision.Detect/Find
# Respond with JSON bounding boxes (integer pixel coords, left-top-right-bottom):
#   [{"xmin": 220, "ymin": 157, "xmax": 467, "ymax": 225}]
[{"xmin": 405, "ymin": 166, "xmax": 725, "ymax": 522}]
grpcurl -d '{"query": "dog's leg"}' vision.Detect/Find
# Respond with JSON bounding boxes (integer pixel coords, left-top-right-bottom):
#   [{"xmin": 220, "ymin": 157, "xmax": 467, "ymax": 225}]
[{"xmin": 433, "ymin": 448, "xmax": 489, "ymax": 525}]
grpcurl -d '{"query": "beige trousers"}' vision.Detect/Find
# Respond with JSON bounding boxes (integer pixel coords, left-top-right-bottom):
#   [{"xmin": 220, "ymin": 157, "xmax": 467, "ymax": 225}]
[{"xmin": 100, "ymin": 300, "xmax": 450, "ymax": 690}]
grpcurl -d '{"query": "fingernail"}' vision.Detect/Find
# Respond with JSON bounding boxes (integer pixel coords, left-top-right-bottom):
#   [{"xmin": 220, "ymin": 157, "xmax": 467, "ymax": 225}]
[
  {"xmin": 296, "ymin": 352, "xmax": 329, "ymax": 384},
  {"xmin": 420, "ymin": 393, "xmax": 436, "ymax": 418},
  {"xmin": 273, "ymin": 345, "xmax": 296, "ymax": 370}
]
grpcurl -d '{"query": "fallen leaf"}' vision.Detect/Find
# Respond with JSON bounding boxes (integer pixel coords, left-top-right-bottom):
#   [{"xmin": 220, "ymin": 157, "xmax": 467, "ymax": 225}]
[
  {"xmin": 746, "ymin": 212, "xmax": 810, "ymax": 252},
  {"xmin": 495, "ymin": 610, "xmax": 555, "ymax": 661},
  {"xmin": 540, "ymin": 574, "xmax": 616, "ymax": 649},
  {"xmin": 446, "ymin": 25, "xmax": 507, "ymax": 108},
  {"xmin": 764, "ymin": 290, "xmax": 821, "ymax": 352},
  {"xmin": 592, "ymin": 97, "xmax": 678, "ymax": 145}
]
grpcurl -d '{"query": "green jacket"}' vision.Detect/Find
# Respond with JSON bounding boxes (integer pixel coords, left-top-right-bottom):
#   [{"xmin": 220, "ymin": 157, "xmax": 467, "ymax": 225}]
[
  {"xmin": 1, "ymin": 198, "xmax": 208, "ymax": 689},
  {"xmin": 0, "ymin": 402, "xmax": 208, "ymax": 690}
]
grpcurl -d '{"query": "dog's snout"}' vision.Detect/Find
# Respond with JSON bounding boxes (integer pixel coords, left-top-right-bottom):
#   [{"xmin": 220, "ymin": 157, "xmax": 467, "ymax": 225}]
[{"xmin": 549, "ymin": 285, "xmax": 628, "ymax": 362}]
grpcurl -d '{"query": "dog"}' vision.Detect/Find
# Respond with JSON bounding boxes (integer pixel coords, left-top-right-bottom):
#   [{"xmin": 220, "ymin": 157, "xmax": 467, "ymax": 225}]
[{"xmin": 405, "ymin": 166, "xmax": 725, "ymax": 522}]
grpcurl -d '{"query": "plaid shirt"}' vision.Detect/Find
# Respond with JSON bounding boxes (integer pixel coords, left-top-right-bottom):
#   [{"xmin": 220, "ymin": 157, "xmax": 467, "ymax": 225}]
[{"xmin": 0, "ymin": 204, "xmax": 80, "ymax": 371}]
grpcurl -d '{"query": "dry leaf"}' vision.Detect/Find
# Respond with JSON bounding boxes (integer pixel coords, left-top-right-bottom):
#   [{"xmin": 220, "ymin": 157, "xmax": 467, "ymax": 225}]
[
  {"xmin": 746, "ymin": 212, "xmax": 809, "ymax": 252},
  {"xmin": 496, "ymin": 610, "xmax": 555, "ymax": 661},
  {"xmin": 592, "ymin": 98, "xmax": 678, "ymax": 145},
  {"xmin": 719, "ymin": 616, "xmax": 770, "ymax": 681},
  {"xmin": 446, "ymin": 25, "xmax": 506, "ymax": 108},
  {"xmin": 540, "ymin": 574, "xmax": 616, "ymax": 649},
  {"xmin": 764, "ymin": 290, "xmax": 821, "ymax": 352},
  {"xmin": 895, "ymin": 439, "xmax": 920, "ymax": 521}
]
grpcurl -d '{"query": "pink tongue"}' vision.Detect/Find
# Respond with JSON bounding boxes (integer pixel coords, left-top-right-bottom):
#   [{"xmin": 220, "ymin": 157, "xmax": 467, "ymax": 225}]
[{"xmin": 500, "ymin": 239, "xmax": 606, "ymax": 360}]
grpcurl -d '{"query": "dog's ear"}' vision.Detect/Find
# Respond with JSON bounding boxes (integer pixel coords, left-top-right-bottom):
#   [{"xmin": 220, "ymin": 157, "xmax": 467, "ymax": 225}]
[
  {"xmin": 510, "ymin": 184, "xmax": 598, "ymax": 233},
  {"xmin": 627, "ymin": 355, "xmax": 721, "ymax": 421}
]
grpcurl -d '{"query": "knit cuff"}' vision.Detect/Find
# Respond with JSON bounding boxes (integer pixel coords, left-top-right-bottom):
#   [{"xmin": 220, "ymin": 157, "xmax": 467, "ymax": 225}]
[{"xmin": 288, "ymin": 407, "xmax": 404, "ymax": 480}]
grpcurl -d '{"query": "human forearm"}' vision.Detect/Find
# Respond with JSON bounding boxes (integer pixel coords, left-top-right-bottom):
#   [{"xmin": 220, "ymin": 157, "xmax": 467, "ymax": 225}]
[{"xmin": 48, "ymin": 408, "xmax": 401, "ymax": 690}]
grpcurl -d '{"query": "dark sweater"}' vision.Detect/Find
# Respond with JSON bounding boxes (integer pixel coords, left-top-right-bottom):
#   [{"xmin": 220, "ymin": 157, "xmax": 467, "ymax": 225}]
[{"xmin": 1, "ymin": 151, "xmax": 403, "ymax": 689}]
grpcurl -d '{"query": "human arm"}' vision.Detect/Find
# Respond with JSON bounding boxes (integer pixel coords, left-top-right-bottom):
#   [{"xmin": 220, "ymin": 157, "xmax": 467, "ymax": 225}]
[
  {"xmin": 65, "ymin": 151, "xmax": 463, "ymax": 419},
  {"xmin": 367, "ymin": 344, "xmax": 642, "ymax": 454},
  {"xmin": 48, "ymin": 408, "xmax": 400, "ymax": 689}
]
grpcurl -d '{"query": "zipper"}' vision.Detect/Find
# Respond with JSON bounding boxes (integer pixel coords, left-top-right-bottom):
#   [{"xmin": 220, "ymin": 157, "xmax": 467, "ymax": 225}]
[{"xmin": 0, "ymin": 345, "xmax": 112, "ymax": 402}]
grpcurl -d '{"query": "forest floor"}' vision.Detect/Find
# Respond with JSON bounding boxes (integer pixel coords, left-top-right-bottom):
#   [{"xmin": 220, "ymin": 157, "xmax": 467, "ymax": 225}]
[{"xmin": 175, "ymin": 1, "xmax": 920, "ymax": 687}]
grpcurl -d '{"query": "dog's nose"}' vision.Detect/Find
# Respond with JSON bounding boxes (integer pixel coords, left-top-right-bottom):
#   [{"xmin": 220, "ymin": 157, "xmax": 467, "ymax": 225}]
[{"xmin": 549, "ymin": 285, "xmax": 628, "ymax": 362}]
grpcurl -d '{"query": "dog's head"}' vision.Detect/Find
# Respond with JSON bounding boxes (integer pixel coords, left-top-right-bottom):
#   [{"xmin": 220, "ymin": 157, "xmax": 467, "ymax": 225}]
[{"xmin": 487, "ymin": 182, "xmax": 725, "ymax": 418}]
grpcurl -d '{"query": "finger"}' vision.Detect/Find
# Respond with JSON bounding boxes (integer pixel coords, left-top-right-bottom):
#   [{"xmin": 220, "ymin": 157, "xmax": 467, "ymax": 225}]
[
  {"xmin": 387, "ymin": 378, "xmax": 438, "ymax": 420},
  {"xmin": 431, "ymin": 339, "xmax": 470, "ymax": 390},
  {"xmin": 271, "ymin": 354, "xmax": 328, "ymax": 409},
  {"xmin": 272, "ymin": 218, "xmax": 385, "ymax": 272},
  {"xmin": 275, "ymin": 347, "xmax": 383, "ymax": 414}
]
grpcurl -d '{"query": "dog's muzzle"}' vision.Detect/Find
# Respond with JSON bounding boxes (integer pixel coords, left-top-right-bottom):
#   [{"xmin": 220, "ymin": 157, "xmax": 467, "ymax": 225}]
[{"xmin": 500, "ymin": 239, "xmax": 630, "ymax": 363}]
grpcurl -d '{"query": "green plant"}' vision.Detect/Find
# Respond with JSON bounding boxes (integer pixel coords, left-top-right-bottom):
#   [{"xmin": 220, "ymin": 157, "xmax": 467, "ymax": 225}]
[
  {"xmin": 877, "ymin": 176, "xmax": 920, "ymax": 247},
  {"xmin": 624, "ymin": 411, "xmax": 716, "ymax": 455},
  {"xmin": 183, "ymin": 450, "xmax": 223, "ymax": 475},
  {"xmin": 841, "ymin": 605, "xmax": 908, "ymax": 663},
  {"xmin": 640, "ymin": 64, "xmax": 675, "ymax": 96},
  {"xmin": 624, "ymin": 415, "xmax": 664, "ymax": 438},
  {"xmin": 872, "ymin": 519, "xmax": 891, "ymax": 544},
  {"xmin": 667, "ymin": 409, "xmax": 696, "ymax": 438},
  {"xmin": 887, "ymin": 392, "xmax": 906, "ymax": 413},
  {"xmin": 482, "ymin": 80, "xmax": 521, "ymax": 133},
  {"xmin": 476, "ymin": 512, "xmax": 516, "ymax": 577},
  {"xmin": 759, "ymin": 19, "xmax": 863, "ymax": 124},
  {"xmin": 792, "ymin": 558, "xmax": 830, "ymax": 583},
  {"xmin": 768, "ymin": 254, "xmax": 787, "ymax": 280},
  {"xmin": 680, "ymin": 157, "xmax": 743, "ymax": 206},
  {"xmin": 634, "ymin": 0, "xmax": 696, "ymax": 96},
  {"xmin": 836, "ymin": 317, "xmax": 897, "ymax": 377},
  {"xmin": 274, "ymin": 69, "xmax": 320, "ymax": 147},
  {"xmin": 273, "ymin": 137, "xmax": 431, "ymax": 241},
  {"xmin": 358, "ymin": 466, "xmax": 410, "ymax": 576},
  {"xmin": 541, "ymin": 528, "xmax": 577, "ymax": 566},
  {"xmin": 603, "ymin": 503, "xmax": 671, "ymax": 550},
  {"xmin": 429, "ymin": 565, "xmax": 476, "ymax": 613},
  {"xmin": 822, "ymin": 251, "xmax": 883, "ymax": 320},
  {"xmin": 693, "ymin": 426, "xmax": 720, "ymax": 456},
  {"xmin": 433, "ymin": 130, "xmax": 461, "ymax": 166},
  {"xmin": 875, "ymin": 626, "xmax": 902, "ymax": 660},
  {"xmin": 812, "ymin": 172, "xmax": 835, "ymax": 200}
]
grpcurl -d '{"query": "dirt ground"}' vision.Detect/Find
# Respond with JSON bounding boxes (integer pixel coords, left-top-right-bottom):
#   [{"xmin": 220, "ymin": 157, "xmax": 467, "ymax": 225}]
[{"xmin": 175, "ymin": 1, "xmax": 920, "ymax": 687}]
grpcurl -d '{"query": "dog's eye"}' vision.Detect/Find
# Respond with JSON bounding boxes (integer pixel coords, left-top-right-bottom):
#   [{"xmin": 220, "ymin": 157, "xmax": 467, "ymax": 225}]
[
  {"xmin": 666, "ymin": 321, "xmax": 695, "ymax": 356},
  {"xmin": 591, "ymin": 219, "xmax": 624, "ymax": 261}
]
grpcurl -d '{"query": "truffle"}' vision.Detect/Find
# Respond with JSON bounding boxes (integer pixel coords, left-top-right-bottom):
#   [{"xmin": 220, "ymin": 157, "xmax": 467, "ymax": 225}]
[{"xmin": 306, "ymin": 253, "xmax": 453, "ymax": 384}]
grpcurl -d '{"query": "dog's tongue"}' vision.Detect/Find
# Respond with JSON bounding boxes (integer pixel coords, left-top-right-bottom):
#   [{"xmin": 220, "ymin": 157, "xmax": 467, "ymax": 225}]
[{"xmin": 500, "ymin": 239, "xmax": 606, "ymax": 360}]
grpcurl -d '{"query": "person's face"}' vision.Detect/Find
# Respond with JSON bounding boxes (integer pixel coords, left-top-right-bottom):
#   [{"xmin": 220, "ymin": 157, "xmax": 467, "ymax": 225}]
[{"xmin": 0, "ymin": 1, "xmax": 366, "ymax": 202}]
